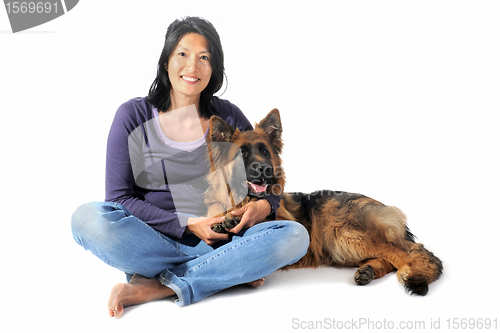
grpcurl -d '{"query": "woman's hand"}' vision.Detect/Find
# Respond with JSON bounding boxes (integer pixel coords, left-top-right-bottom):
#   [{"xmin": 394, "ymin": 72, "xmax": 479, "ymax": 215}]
[
  {"xmin": 186, "ymin": 216, "xmax": 230, "ymax": 246},
  {"xmin": 226, "ymin": 199, "xmax": 272, "ymax": 234}
]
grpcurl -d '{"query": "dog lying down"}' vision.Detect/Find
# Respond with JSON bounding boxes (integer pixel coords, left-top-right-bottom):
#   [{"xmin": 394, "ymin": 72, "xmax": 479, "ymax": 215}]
[{"xmin": 204, "ymin": 109, "xmax": 443, "ymax": 296}]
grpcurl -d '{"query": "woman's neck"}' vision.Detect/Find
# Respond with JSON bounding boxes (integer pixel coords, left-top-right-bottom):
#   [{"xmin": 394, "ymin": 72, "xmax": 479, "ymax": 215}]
[
  {"xmin": 158, "ymin": 104, "xmax": 208, "ymax": 143},
  {"xmin": 167, "ymin": 92, "xmax": 201, "ymax": 114}
]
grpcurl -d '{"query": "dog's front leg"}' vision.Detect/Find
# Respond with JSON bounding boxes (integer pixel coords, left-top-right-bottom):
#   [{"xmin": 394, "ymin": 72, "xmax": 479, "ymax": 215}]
[{"xmin": 207, "ymin": 202, "xmax": 232, "ymax": 233}]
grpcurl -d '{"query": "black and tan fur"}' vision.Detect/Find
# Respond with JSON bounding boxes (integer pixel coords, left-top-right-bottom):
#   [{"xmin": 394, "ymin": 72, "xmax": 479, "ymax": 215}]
[{"xmin": 205, "ymin": 109, "xmax": 443, "ymax": 296}]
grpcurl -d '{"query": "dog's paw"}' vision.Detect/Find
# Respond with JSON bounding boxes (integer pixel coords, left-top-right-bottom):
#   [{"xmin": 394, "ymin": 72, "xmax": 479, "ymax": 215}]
[
  {"xmin": 211, "ymin": 213, "xmax": 241, "ymax": 234},
  {"xmin": 404, "ymin": 276, "xmax": 429, "ymax": 296},
  {"xmin": 211, "ymin": 223, "xmax": 227, "ymax": 234},
  {"xmin": 221, "ymin": 213, "xmax": 241, "ymax": 230},
  {"xmin": 354, "ymin": 265, "xmax": 375, "ymax": 285}
]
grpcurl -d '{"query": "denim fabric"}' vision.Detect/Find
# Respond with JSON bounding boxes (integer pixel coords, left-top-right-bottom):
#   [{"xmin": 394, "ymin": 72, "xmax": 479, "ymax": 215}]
[{"xmin": 71, "ymin": 202, "xmax": 309, "ymax": 306}]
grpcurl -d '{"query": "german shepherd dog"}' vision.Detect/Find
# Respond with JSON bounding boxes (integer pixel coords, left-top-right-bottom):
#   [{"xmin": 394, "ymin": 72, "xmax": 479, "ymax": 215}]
[{"xmin": 205, "ymin": 109, "xmax": 443, "ymax": 296}]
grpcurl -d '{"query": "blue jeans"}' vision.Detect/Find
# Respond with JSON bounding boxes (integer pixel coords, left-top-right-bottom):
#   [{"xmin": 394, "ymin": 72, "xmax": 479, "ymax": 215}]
[{"xmin": 71, "ymin": 202, "xmax": 309, "ymax": 307}]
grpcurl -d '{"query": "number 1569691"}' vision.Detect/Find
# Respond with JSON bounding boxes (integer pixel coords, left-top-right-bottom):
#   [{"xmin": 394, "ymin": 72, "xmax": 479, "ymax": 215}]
[{"xmin": 5, "ymin": 2, "xmax": 59, "ymax": 14}]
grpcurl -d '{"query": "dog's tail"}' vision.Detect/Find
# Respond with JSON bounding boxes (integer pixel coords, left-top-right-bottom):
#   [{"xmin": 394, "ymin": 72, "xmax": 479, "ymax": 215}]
[{"xmin": 369, "ymin": 205, "xmax": 443, "ymax": 296}]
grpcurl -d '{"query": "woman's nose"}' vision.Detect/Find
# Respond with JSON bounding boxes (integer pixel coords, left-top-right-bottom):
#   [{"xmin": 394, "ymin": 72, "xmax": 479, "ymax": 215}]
[{"xmin": 185, "ymin": 55, "xmax": 198, "ymax": 72}]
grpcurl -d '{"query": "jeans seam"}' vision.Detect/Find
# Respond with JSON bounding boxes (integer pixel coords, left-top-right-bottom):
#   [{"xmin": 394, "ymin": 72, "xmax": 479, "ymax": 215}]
[{"xmin": 158, "ymin": 270, "xmax": 191, "ymax": 307}]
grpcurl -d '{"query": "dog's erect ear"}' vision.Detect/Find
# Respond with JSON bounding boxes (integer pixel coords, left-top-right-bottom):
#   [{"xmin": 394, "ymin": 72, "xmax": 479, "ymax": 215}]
[
  {"xmin": 257, "ymin": 109, "xmax": 283, "ymax": 153},
  {"xmin": 209, "ymin": 115, "xmax": 238, "ymax": 143},
  {"xmin": 257, "ymin": 109, "xmax": 282, "ymax": 138}
]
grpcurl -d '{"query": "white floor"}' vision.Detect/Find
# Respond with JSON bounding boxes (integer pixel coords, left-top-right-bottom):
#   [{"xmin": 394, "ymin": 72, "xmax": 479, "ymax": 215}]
[{"xmin": 11, "ymin": 215, "xmax": 494, "ymax": 333}]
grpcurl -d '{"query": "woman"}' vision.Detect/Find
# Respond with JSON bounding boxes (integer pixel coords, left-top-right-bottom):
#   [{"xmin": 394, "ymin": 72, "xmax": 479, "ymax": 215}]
[{"xmin": 71, "ymin": 16, "xmax": 309, "ymax": 318}]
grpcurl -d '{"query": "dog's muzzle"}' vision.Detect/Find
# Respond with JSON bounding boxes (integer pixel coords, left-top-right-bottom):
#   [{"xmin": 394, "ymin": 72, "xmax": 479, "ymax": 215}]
[{"xmin": 247, "ymin": 163, "xmax": 273, "ymax": 197}]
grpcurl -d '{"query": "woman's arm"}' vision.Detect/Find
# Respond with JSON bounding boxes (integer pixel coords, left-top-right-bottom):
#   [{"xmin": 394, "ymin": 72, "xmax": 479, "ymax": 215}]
[{"xmin": 105, "ymin": 99, "xmax": 188, "ymax": 239}]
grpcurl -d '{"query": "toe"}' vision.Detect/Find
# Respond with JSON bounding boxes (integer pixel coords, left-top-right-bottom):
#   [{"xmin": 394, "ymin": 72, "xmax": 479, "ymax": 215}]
[
  {"xmin": 247, "ymin": 277, "xmax": 266, "ymax": 288},
  {"xmin": 114, "ymin": 304, "xmax": 124, "ymax": 319}
]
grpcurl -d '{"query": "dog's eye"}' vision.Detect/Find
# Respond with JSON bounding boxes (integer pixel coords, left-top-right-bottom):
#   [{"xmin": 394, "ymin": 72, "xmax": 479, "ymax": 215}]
[
  {"xmin": 260, "ymin": 147, "xmax": 270, "ymax": 158},
  {"xmin": 240, "ymin": 149, "xmax": 248, "ymax": 157}
]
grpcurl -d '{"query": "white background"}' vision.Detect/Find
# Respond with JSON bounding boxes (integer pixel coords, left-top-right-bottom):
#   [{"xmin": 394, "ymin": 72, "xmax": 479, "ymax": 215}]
[{"xmin": 1, "ymin": 1, "xmax": 499, "ymax": 332}]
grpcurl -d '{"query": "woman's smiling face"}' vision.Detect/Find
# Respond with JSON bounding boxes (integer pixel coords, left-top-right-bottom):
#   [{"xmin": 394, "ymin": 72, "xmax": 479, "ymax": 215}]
[{"xmin": 165, "ymin": 33, "xmax": 213, "ymax": 106}]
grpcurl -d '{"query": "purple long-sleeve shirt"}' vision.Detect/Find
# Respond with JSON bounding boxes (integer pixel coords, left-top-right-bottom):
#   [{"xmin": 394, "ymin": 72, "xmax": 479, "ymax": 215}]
[{"xmin": 105, "ymin": 96, "xmax": 280, "ymax": 239}]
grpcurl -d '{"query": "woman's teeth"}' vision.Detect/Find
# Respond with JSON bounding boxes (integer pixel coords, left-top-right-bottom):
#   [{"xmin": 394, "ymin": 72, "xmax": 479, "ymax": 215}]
[{"xmin": 182, "ymin": 76, "xmax": 199, "ymax": 82}]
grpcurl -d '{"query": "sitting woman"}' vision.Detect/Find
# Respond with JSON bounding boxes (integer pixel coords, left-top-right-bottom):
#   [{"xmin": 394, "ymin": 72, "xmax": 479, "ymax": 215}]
[{"xmin": 71, "ymin": 16, "xmax": 309, "ymax": 318}]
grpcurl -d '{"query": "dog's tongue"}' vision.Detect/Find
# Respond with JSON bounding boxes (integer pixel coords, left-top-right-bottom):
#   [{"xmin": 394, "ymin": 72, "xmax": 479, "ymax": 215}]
[{"xmin": 249, "ymin": 182, "xmax": 268, "ymax": 193}]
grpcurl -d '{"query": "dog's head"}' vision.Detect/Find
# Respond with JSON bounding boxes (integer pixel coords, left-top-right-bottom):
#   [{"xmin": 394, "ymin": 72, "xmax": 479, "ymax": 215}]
[{"xmin": 207, "ymin": 109, "xmax": 285, "ymax": 201}]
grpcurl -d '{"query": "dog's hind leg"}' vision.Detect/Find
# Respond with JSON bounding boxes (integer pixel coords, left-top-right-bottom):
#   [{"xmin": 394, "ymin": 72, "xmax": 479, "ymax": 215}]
[
  {"xmin": 396, "ymin": 244, "xmax": 443, "ymax": 296},
  {"xmin": 369, "ymin": 242, "xmax": 442, "ymax": 296},
  {"xmin": 364, "ymin": 204, "xmax": 443, "ymax": 295},
  {"xmin": 354, "ymin": 258, "xmax": 395, "ymax": 285}
]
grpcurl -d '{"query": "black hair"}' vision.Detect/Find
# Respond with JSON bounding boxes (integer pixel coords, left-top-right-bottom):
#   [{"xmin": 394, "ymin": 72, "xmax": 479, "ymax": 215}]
[{"xmin": 147, "ymin": 17, "xmax": 225, "ymax": 118}]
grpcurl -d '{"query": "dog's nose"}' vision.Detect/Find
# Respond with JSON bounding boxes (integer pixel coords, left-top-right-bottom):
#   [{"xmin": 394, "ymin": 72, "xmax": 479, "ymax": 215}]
[
  {"xmin": 259, "ymin": 164, "xmax": 274, "ymax": 178},
  {"xmin": 249, "ymin": 163, "xmax": 274, "ymax": 181}
]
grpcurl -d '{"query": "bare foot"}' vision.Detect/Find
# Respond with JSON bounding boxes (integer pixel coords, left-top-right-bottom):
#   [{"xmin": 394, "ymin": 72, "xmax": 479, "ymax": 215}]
[
  {"xmin": 108, "ymin": 274, "xmax": 175, "ymax": 318},
  {"xmin": 246, "ymin": 277, "xmax": 265, "ymax": 288}
]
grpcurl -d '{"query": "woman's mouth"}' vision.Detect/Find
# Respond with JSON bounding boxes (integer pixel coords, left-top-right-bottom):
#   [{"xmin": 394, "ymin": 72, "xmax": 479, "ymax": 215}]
[{"xmin": 181, "ymin": 75, "xmax": 200, "ymax": 83}]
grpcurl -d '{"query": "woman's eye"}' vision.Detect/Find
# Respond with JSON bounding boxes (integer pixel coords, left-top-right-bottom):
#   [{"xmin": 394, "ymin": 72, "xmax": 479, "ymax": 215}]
[
  {"xmin": 179, "ymin": 52, "xmax": 187, "ymax": 56},
  {"xmin": 201, "ymin": 55, "xmax": 210, "ymax": 61}
]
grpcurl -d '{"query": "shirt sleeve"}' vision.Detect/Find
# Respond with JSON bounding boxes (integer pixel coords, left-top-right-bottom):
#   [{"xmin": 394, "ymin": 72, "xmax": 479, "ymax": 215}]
[
  {"xmin": 105, "ymin": 100, "xmax": 187, "ymax": 239},
  {"xmin": 212, "ymin": 97, "xmax": 253, "ymax": 131},
  {"xmin": 263, "ymin": 194, "xmax": 281, "ymax": 220}
]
